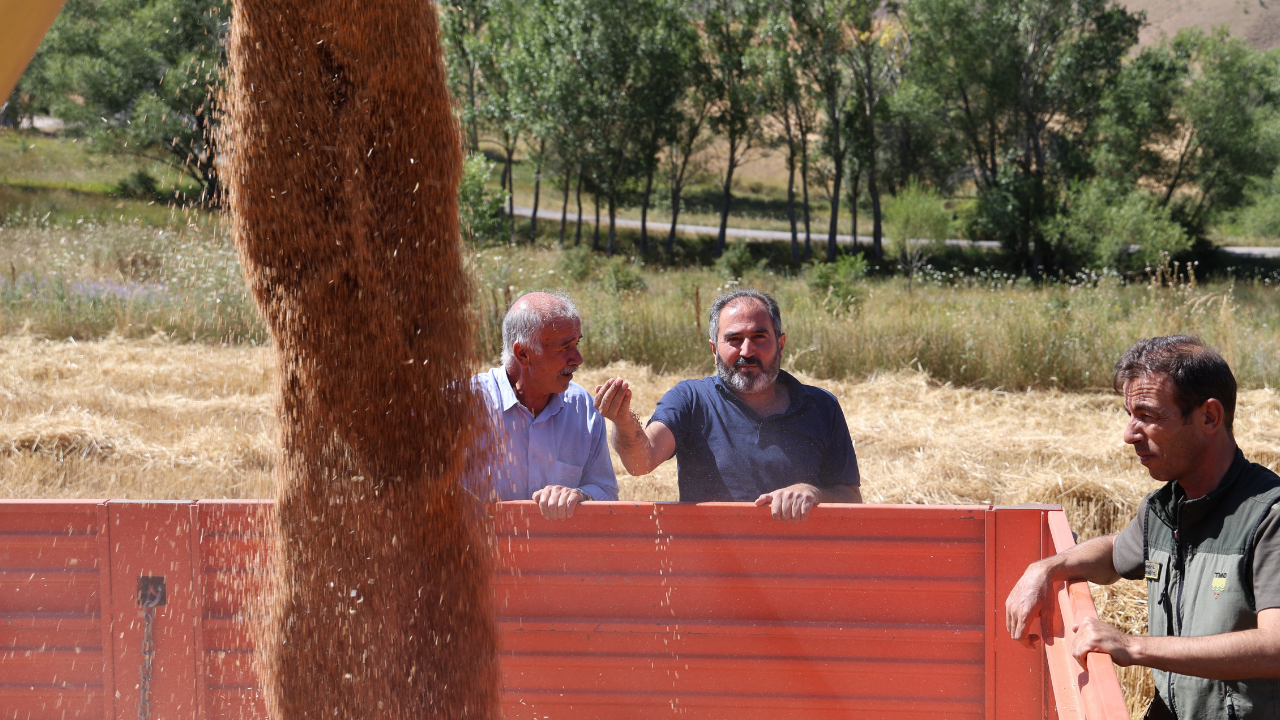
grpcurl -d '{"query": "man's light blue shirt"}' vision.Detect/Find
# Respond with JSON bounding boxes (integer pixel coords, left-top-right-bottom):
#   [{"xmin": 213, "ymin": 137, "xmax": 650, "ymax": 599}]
[{"xmin": 474, "ymin": 367, "xmax": 619, "ymax": 501}]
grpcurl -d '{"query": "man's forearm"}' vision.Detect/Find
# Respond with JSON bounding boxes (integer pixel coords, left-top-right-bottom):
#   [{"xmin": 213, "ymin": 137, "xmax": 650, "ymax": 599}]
[
  {"xmin": 1037, "ymin": 535, "xmax": 1122, "ymax": 586},
  {"xmin": 1131, "ymin": 630, "xmax": 1280, "ymax": 679},
  {"xmin": 611, "ymin": 411, "xmax": 657, "ymax": 476}
]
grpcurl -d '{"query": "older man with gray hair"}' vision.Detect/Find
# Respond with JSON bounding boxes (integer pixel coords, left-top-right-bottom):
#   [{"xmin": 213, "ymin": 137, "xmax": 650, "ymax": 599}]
[{"xmin": 473, "ymin": 291, "xmax": 618, "ymax": 519}]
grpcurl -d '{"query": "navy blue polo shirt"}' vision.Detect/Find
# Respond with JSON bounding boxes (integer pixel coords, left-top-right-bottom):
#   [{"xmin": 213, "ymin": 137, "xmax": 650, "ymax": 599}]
[{"xmin": 647, "ymin": 370, "xmax": 860, "ymax": 502}]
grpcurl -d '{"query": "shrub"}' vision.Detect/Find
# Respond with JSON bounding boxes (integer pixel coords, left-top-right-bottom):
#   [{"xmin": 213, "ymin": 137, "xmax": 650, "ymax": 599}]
[
  {"xmin": 559, "ymin": 246, "xmax": 599, "ymax": 282},
  {"xmin": 601, "ymin": 257, "xmax": 647, "ymax": 294},
  {"xmin": 805, "ymin": 253, "xmax": 867, "ymax": 313},
  {"xmin": 715, "ymin": 241, "xmax": 765, "ymax": 279},
  {"xmin": 458, "ymin": 154, "xmax": 505, "ymax": 246},
  {"xmin": 883, "ymin": 181, "xmax": 952, "ymax": 288},
  {"xmin": 1233, "ymin": 174, "xmax": 1280, "ymax": 239},
  {"xmin": 115, "ymin": 170, "xmax": 159, "ymax": 201},
  {"xmin": 1043, "ymin": 179, "xmax": 1190, "ymax": 272}
]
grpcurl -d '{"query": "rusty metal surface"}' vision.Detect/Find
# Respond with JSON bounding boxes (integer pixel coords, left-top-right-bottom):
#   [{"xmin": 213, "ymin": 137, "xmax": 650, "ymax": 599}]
[{"xmin": 0, "ymin": 500, "xmax": 1122, "ymax": 719}]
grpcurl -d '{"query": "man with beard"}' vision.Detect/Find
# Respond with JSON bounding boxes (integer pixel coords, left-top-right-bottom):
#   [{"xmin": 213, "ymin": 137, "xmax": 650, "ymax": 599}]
[{"xmin": 595, "ymin": 289, "xmax": 861, "ymax": 521}]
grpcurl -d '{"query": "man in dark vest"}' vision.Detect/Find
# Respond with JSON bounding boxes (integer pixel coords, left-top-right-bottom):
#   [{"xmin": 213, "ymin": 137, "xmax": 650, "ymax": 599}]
[{"xmin": 1006, "ymin": 335, "xmax": 1280, "ymax": 719}]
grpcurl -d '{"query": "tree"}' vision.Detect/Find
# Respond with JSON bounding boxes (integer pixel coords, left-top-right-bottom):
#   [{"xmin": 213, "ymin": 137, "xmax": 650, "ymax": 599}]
[
  {"xmin": 1158, "ymin": 30, "xmax": 1279, "ymax": 232},
  {"xmin": 566, "ymin": 0, "xmax": 691, "ymax": 255},
  {"xmin": 845, "ymin": 6, "xmax": 906, "ymax": 263},
  {"xmin": 791, "ymin": 0, "xmax": 856, "ymax": 261},
  {"xmin": 440, "ymin": 0, "xmax": 492, "ymax": 153},
  {"xmin": 761, "ymin": 9, "xmax": 805, "ymax": 261},
  {"xmin": 904, "ymin": 0, "xmax": 1140, "ymax": 273},
  {"xmin": 523, "ymin": 0, "xmax": 593, "ymax": 247},
  {"xmin": 474, "ymin": 0, "xmax": 527, "ymax": 242},
  {"xmin": 24, "ymin": 0, "xmax": 229, "ymax": 204},
  {"xmin": 632, "ymin": 3, "xmax": 699, "ymax": 254},
  {"xmin": 662, "ymin": 81, "xmax": 715, "ymax": 255},
  {"xmin": 509, "ymin": 2, "xmax": 563, "ymax": 244},
  {"xmin": 878, "ymin": 76, "xmax": 967, "ymax": 197},
  {"xmin": 791, "ymin": 72, "xmax": 821, "ymax": 259},
  {"xmin": 1091, "ymin": 28, "xmax": 1280, "ymax": 238},
  {"xmin": 699, "ymin": 0, "xmax": 769, "ymax": 257}
]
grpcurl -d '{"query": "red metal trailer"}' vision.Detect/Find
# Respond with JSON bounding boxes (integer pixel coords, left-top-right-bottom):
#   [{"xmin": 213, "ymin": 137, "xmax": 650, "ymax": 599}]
[{"xmin": 0, "ymin": 500, "xmax": 1127, "ymax": 719}]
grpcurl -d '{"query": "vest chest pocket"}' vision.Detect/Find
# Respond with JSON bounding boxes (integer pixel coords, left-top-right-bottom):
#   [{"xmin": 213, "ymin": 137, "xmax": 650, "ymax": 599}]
[{"xmin": 1185, "ymin": 553, "xmax": 1255, "ymax": 635}]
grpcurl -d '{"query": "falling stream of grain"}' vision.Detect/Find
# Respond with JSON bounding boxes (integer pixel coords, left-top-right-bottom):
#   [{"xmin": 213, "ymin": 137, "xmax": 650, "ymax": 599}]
[{"xmin": 222, "ymin": 1, "xmax": 498, "ymax": 718}]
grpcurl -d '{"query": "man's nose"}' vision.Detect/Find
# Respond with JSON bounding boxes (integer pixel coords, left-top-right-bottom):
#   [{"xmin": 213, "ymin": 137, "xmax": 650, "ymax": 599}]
[
  {"xmin": 567, "ymin": 347, "xmax": 583, "ymax": 367},
  {"xmin": 739, "ymin": 338, "xmax": 757, "ymax": 356},
  {"xmin": 1123, "ymin": 419, "xmax": 1142, "ymax": 445}
]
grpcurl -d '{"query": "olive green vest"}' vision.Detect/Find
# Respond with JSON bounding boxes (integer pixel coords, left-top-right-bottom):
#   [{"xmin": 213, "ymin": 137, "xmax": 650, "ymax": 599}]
[{"xmin": 1143, "ymin": 450, "xmax": 1280, "ymax": 720}]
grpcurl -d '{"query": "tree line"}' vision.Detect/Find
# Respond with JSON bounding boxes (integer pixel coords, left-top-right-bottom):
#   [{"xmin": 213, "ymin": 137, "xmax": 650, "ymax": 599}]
[
  {"xmin": 6, "ymin": 0, "xmax": 1280, "ymax": 274},
  {"xmin": 442, "ymin": 0, "xmax": 1280, "ymax": 273}
]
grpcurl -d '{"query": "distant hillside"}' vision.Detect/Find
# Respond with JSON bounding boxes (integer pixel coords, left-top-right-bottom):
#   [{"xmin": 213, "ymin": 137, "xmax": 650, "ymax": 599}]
[{"xmin": 1123, "ymin": 0, "xmax": 1280, "ymax": 50}]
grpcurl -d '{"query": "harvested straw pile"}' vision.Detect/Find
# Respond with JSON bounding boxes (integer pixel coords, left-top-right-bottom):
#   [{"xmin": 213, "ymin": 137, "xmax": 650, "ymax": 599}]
[
  {"xmin": 222, "ymin": 0, "xmax": 496, "ymax": 717},
  {"xmin": 9, "ymin": 341, "xmax": 1280, "ymax": 716},
  {"xmin": 0, "ymin": 334, "xmax": 274, "ymax": 498}
]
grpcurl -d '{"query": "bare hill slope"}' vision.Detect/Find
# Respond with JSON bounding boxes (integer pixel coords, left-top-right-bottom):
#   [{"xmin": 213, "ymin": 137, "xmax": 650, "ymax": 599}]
[{"xmin": 1124, "ymin": 0, "xmax": 1280, "ymax": 49}]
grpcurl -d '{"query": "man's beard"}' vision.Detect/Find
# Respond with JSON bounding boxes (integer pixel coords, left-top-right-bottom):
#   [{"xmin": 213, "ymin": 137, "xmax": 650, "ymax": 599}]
[{"xmin": 716, "ymin": 351, "xmax": 781, "ymax": 395}]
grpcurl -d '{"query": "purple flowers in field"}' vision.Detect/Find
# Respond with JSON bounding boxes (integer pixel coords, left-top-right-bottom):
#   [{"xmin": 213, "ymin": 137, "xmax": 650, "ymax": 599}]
[
  {"xmin": 1, "ymin": 273, "xmax": 166, "ymax": 302},
  {"xmin": 68, "ymin": 278, "xmax": 168, "ymax": 302},
  {"xmin": 0, "ymin": 269, "xmax": 260, "ymax": 342},
  {"xmin": 0, "ymin": 224, "xmax": 265, "ymax": 342}
]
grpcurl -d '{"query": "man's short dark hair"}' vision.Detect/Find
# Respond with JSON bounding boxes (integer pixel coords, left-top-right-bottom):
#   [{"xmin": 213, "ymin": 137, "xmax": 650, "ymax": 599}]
[
  {"xmin": 708, "ymin": 289, "xmax": 782, "ymax": 341},
  {"xmin": 1113, "ymin": 335, "xmax": 1237, "ymax": 432}
]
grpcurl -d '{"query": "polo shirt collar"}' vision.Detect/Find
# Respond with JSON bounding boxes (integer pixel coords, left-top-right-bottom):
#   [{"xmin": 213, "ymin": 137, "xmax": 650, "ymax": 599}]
[
  {"xmin": 1152, "ymin": 448, "xmax": 1247, "ymax": 530},
  {"xmin": 494, "ymin": 366, "xmax": 565, "ymax": 420}
]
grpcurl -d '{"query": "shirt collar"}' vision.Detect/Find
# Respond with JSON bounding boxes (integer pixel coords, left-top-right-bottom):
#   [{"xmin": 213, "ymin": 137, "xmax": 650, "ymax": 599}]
[
  {"xmin": 494, "ymin": 366, "xmax": 566, "ymax": 420},
  {"xmin": 1152, "ymin": 447, "xmax": 1247, "ymax": 530},
  {"xmin": 493, "ymin": 367, "xmax": 521, "ymax": 412},
  {"xmin": 712, "ymin": 368, "xmax": 808, "ymax": 418}
]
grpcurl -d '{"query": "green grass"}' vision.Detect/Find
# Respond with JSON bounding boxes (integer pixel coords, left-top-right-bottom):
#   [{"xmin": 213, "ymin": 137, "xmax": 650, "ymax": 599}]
[
  {"xmin": 468, "ymin": 241, "xmax": 1280, "ymax": 390},
  {"xmin": 0, "ymin": 130, "xmax": 204, "ymax": 227},
  {"xmin": 6, "ymin": 211, "xmax": 1280, "ymax": 389},
  {"xmin": 0, "ymin": 220, "xmax": 263, "ymax": 343},
  {"xmin": 6, "ymin": 131, "xmax": 1280, "ymax": 388},
  {"xmin": 0, "ymin": 130, "xmax": 193, "ymax": 189}
]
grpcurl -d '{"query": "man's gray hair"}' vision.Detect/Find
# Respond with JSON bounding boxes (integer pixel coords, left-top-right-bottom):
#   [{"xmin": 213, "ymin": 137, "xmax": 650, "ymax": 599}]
[
  {"xmin": 708, "ymin": 289, "xmax": 783, "ymax": 341},
  {"xmin": 501, "ymin": 291, "xmax": 580, "ymax": 366}
]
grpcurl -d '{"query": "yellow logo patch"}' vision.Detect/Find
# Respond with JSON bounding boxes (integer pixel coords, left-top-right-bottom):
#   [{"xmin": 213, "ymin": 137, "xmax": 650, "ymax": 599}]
[{"xmin": 1212, "ymin": 572, "xmax": 1228, "ymax": 599}]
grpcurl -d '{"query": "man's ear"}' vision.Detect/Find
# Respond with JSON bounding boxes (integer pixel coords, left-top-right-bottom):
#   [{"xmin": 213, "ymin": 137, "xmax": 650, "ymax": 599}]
[
  {"xmin": 1201, "ymin": 398, "xmax": 1226, "ymax": 433},
  {"xmin": 512, "ymin": 341, "xmax": 531, "ymax": 367},
  {"xmin": 708, "ymin": 338, "xmax": 717, "ymax": 358},
  {"xmin": 776, "ymin": 332, "xmax": 786, "ymax": 353}
]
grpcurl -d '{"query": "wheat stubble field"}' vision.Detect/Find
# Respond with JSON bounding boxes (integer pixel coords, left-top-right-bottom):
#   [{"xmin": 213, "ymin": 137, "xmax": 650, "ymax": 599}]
[{"xmin": 11, "ymin": 335, "xmax": 1280, "ymax": 715}]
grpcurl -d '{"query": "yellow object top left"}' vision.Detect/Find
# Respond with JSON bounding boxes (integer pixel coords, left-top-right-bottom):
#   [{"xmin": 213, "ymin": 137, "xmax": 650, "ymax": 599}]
[{"xmin": 0, "ymin": 0, "xmax": 69, "ymax": 104}]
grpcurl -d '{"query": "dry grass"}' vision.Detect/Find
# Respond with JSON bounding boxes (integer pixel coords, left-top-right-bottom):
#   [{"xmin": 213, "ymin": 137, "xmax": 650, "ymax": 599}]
[
  {"xmin": 0, "ymin": 333, "xmax": 273, "ymax": 498},
  {"xmin": 8, "ymin": 337, "xmax": 1280, "ymax": 716}
]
